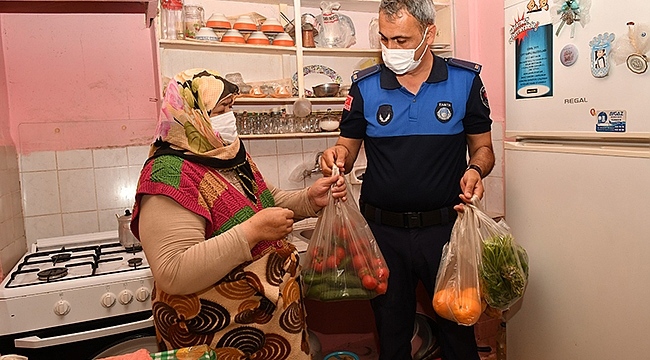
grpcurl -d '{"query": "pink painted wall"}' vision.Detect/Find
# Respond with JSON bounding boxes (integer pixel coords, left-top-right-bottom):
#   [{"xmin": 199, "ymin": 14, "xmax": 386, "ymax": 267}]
[
  {"xmin": 1, "ymin": 13, "xmax": 159, "ymax": 154},
  {"xmin": 454, "ymin": 0, "xmax": 505, "ymax": 123}
]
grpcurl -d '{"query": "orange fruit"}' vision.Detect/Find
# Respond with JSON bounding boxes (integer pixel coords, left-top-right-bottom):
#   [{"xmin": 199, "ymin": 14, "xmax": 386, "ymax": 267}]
[
  {"xmin": 451, "ymin": 287, "xmax": 482, "ymax": 325},
  {"xmin": 433, "ymin": 288, "xmax": 455, "ymax": 321}
]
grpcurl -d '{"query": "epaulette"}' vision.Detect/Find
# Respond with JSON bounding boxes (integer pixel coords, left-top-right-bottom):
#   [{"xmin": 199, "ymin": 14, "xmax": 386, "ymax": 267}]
[
  {"xmin": 445, "ymin": 57, "xmax": 482, "ymax": 73},
  {"xmin": 351, "ymin": 64, "xmax": 382, "ymax": 83}
]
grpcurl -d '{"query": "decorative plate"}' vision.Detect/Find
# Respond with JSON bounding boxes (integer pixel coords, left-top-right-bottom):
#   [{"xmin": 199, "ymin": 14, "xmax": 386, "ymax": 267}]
[{"xmin": 292, "ymin": 64, "xmax": 343, "ymax": 97}]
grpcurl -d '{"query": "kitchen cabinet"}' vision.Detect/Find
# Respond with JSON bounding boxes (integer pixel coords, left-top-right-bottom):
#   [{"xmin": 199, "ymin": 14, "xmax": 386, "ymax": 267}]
[{"xmin": 158, "ymin": 0, "xmax": 455, "ymax": 136}]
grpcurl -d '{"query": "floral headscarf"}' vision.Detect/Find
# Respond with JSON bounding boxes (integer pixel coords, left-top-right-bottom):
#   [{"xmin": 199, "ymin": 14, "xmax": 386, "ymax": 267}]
[
  {"xmin": 152, "ymin": 68, "xmax": 240, "ymax": 159},
  {"xmin": 150, "ymin": 69, "xmax": 259, "ymax": 202}
]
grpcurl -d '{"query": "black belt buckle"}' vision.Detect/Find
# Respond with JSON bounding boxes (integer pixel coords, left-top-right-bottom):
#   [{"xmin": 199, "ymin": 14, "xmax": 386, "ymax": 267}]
[{"xmin": 404, "ymin": 212, "xmax": 422, "ymax": 228}]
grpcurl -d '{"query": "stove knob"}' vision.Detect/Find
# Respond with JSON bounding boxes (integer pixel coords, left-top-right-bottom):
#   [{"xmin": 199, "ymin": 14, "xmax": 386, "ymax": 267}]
[
  {"xmin": 54, "ymin": 300, "xmax": 71, "ymax": 316},
  {"xmin": 135, "ymin": 287, "xmax": 150, "ymax": 302},
  {"xmin": 119, "ymin": 290, "xmax": 134, "ymax": 305},
  {"xmin": 101, "ymin": 292, "xmax": 116, "ymax": 308}
]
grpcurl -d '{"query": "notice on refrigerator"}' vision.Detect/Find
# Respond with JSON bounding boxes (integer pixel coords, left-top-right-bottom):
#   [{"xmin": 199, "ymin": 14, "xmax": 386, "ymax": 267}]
[
  {"xmin": 594, "ymin": 109, "xmax": 626, "ymax": 133},
  {"xmin": 514, "ymin": 24, "xmax": 554, "ymax": 99}
]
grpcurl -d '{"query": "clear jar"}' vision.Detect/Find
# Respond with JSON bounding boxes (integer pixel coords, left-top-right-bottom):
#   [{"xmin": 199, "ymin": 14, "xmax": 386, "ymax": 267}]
[{"xmin": 161, "ymin": 0, "xmax": 185, "ymax": 40}]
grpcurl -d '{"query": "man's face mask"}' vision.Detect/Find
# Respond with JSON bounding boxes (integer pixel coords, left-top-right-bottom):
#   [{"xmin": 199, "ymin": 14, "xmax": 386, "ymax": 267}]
[{"xmin": 381, "ymin": 27, "xmax": 429, "ymax": 75}]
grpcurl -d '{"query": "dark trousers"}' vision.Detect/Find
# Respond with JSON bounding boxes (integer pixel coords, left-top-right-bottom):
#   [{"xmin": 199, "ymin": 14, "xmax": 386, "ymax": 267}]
[{"xmin": 368, "ymin": 220, "xmax": 480, "ymax": 360}]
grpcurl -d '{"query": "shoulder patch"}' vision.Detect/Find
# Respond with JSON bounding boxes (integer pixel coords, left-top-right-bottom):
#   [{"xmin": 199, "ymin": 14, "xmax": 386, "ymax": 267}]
[
  {"xmin": 446, "ymin": 57, "xmax": 482, "ymax": 74},
  {"xmin": 351, "ymin": 64, "xmax": 382, "ymax": 83}
]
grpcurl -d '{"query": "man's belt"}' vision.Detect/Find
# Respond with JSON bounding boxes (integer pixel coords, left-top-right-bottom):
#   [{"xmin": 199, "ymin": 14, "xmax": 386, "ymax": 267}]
[{"xmin": 360, "ymin": 202, "xmax": 456, "ymax": 228}]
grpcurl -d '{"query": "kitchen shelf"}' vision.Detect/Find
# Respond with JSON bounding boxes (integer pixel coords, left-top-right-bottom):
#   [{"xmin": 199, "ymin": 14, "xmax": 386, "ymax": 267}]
[
  {"xmin": 159, "ymin": 39, "xmax": 296, "ymax": 55},
  {"xmin": 240, "ymin": 131, "xmax": 339, "ymax": 139},
  {"xmin": 0, "ymin": 0, "xmax": 157, "ymax": 26}
]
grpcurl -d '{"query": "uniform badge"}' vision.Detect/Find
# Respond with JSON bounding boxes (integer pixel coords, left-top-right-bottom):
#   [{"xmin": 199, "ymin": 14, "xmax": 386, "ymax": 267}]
[
  {"xmin": 480, "ymin": 86, "xmax": 490, "ymax": 109},
  {"xmin": 343, "ymin": 95, "xmax": 353, "ymax": 111},
  {"xmin": 376, "ymin": 105, "xmax": 393, "ymax": 125},
  {"xmin": 435, "ymin": 102, "xmax": 453, "ymax": 123}
]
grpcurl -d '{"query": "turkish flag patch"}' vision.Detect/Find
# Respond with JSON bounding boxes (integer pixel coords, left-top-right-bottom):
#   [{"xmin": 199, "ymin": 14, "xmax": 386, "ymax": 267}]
[{"xmin": 343, "ymin": 95, "xmax": 353, "ymax": 111}]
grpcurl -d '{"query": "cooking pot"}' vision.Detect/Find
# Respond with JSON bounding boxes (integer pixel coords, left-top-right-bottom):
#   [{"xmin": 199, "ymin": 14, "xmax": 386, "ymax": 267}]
[{"xmin": 117, "ymin": 209, "xmax": 141, "ymax": 248}]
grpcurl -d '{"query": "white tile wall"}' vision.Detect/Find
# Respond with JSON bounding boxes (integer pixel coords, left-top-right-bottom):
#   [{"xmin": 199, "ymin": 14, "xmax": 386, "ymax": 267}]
[
  {"xmin": 17, "ymin": 133, "xmax": 506, "ymax": 245},
  {"xmin": 0, "ymin": 144, "xmax": 27, "ymax": 277}
]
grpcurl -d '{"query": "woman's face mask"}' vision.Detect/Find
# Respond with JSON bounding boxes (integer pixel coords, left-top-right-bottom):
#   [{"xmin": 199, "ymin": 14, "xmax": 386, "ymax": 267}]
[
  {"xmin": 381, "ymin": 27, "xmax": 429, "ymax": 75},
  {"xmin": 210, "ymin": 111, "xmax": 238, "ymax": 145}
]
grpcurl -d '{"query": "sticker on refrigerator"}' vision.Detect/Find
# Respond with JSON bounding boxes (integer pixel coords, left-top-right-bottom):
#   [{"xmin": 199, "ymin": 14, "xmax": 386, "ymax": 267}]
[
  {"xmin": 514, "ymin": 23, "xmax": 554, "ymax": 99},
  {"xmin": 594, "ymin": 109, "xmax": 626, "ymax": 133}
]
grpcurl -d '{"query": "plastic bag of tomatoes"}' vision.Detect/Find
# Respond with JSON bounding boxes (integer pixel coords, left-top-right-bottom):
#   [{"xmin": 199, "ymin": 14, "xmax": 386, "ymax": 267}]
[{"xmin": 302, "ymin": 167, "xmax": 389, "ymax": 301}]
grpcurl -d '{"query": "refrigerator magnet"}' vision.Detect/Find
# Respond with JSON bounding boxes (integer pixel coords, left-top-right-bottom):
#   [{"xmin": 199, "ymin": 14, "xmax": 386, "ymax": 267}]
[
  {"xmin": 560, "ymin": 44, "xmax": 579, "ymax": 66},
  {"xmin": 589, "ymin": 33, "xmax": 615, "ymax": 78},
  {"xmin": 611, "ymin": 22, "xmax": 649, "ymax": 74},
  {"xmin": 550, "ymin": 0, "xmax": 592, "ymax": 38}
]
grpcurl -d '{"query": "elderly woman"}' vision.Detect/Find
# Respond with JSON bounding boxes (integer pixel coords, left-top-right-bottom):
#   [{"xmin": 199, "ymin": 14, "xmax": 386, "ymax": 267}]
[{"xmin": 131, "ymin": 69, "xmax": 345, "ymax": 358}]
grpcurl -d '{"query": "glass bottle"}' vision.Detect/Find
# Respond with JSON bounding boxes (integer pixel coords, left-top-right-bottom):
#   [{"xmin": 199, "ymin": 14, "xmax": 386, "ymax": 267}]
[
  {"xmin": 496, "ymin": 321, "xmax": 507, "ymax": 360},
  {"xmin": 161, "ymin": 0, "xmax": 185, "ymax": 40}
]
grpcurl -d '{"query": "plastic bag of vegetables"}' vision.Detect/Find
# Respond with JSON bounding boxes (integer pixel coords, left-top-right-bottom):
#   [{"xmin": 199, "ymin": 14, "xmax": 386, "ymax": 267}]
[
  {"xmin": 432, "ymin": 197, "xmax": 485, "ymax": 326},
  {"xmin": 474, "ymin": 210, "xmax": 529, "ymax": 311},
  {"xmin": 302, "ymin": 167, "xmax": 389, "ymax": 301}
]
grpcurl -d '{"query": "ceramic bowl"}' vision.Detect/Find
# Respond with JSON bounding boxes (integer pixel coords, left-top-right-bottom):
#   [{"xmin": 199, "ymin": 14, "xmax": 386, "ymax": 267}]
[
  {"xmin": 206, "ymin": 13, "xmax": 231, "ymax": 29},
  {"xmin": 260, "ymin": 18, "xmax": 284, "ymax": 33},
  {"xmin": 233, "ymin": 15, "xmax": 258, "ymax": 32},
  {"xmin": 221, "ymin": 29, "xmax": 245, "ymax": 44},
  {"xmin": 246, "ymin": 31, "xmax": 270, "ymax": 45},
  {"xmin": 195, "ymin": 27, "xmax": 219, "ymax": 41},
  {"xmin": 272, "ymin": 32, "xmax": 294, "ymax": 46}
]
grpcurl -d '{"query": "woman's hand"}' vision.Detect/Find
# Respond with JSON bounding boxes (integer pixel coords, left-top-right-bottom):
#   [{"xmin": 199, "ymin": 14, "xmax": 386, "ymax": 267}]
[
  {"xmin": 308, "ymin": 174, "xmax": 347, "ymax": 210},
  {"xmin": 240, "ymin": 207, "xmax": 295, "ymax": 248}
]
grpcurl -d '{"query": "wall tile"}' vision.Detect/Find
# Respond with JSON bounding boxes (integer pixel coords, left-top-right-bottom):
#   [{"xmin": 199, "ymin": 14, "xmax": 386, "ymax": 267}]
[
  {"xmin": 21, "ymin": 171, "xmax": 60, "ymax": 216},
  {"xmin": 0, "ymin": 239, "xmax": 27, "ymax": 276},
  {"xmin": 483, "ymin": 176, "xmax": 504, "ymax": 217},
  {"xmin": 93, "ymin": 148, "xmax": 128, "ymax": 168},
  {"xmin": 62, "ymin": 211, "xmax": 99, "ymax": 235},
  {"xmin": 302, "ymin": 137, "xmax": 328, "ymax": 154},
  {"xmin": 247, "ymin": 139, "xmax": 276, "ymax": 156},
  {"xmin": 127, "ymin": 145, "xmax": 150, "ymax": 166},
  {"xmin": 0, "ymin": 146, "xmax": 7, "ymax": 170},
  {"xmin": 490, "ymin": 140, "xmax": 504, "ymax": 178},
  {"xmin": 59, "ymin": 168, "xmax": 97, "ymax": 212},
  {"xmin": 24, "ymin": 214, "xmax": 63, "ymax": 244},
  {"xmin": 277, "ymin": 138, "xmax": 303, "ymax": 155},
  {"xmin": 491, "ymin": 121, "xmax": 504, "ymax": 141},
  {"xmin": 20, "ymin": 151, "xmax": 56, "ymax": 172},
  {"xmin": 278, "ymin": 153, "xmax": 306, "ymax": 190},
  {"xmin": 56, "ymin": 149, "xmax": 93, "ymax": 170},
  {"xmin": 99, "ymin": 208, "xmax": 122, "ymax": 232},
  {"xmin": 254, "ymin": 155, "xmax": 279, "ymax": 188},
  {"xmin": 95, "ymin": 166, "xmax": 134, "ymax": 210}
]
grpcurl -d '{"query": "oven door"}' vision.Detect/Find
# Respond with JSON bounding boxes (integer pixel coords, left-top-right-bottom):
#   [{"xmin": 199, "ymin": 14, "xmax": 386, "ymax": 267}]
[{"xmin": 0, "ymin": 311, "xmax": 157, "ymax": 359}]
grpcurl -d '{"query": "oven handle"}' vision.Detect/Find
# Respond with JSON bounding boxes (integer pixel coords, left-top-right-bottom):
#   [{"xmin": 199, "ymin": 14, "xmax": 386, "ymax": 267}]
[{"xmin": 14, "ymin": 316, "xmax": 154, "ymax": 349}]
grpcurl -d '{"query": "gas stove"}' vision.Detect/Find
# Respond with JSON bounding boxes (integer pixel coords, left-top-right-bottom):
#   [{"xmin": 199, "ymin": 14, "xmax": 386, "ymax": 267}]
[{"xmin": 0, "ymin": 231, "xmax": 155, "ymax": 353}]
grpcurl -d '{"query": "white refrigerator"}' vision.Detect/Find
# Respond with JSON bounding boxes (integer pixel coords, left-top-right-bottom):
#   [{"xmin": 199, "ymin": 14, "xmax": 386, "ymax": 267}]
[{"xmin": 503, "ymin": 0, "xmax": 650, "ymax": 359}]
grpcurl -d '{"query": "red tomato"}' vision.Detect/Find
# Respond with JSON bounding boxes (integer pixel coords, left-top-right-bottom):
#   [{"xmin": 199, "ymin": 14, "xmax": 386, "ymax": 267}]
[
  {"xmin": 335, "ymin": 246, "xmax": 346, "ymax": 260},
  {"xmin": 337, "ymin": 227, "xmax": 350, "ymax": 240},
  {"xmin": 352, "ymin": 254, "xmax": 366, "ymax": 270},
  {"xmin": 310, "ymin": 247, "xmax": 323, "ymax": 258},
  {"xmin": 326, "ymin": 255, "xmax": 340, "ymax": 269},
  {"xmin": 375, "ymin": 281, "xmax": 388, "ymax": 294},
  {"xmin": 375, "ymin": 266, "xmax": 389, "ymax": 281},
  {"xmin": 312, "ymin": 260, "xmax": 324, "ymax": 273},
  {"xmin": 361, "ymin": 275, "xmax": 378, "ymax": 290}
]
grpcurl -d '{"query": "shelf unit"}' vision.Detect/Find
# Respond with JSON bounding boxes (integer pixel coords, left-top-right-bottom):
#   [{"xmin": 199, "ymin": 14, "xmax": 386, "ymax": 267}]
[
  {"xmin": 0, "ymin": 0, "xmax": 157, "ymax": 26},
  {"xmin": 158, "ymin": 0, "xmax": 455, "ymax": 137}
]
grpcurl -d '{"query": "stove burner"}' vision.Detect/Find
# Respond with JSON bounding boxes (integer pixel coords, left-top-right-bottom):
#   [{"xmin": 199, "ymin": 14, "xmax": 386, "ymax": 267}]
[
  {"xmin": 51, "ymin": 253, "xmax": 72, "ymax": 264},
  {"xmin": 128, "ymin": 257, "xmax": 143, "ymax": 268},
  {"xmin": 37, "ymin": 267, "xmax": 69, "ymax": 281},
  {"xmin": 124, "ymin": 244, "xmax": 143, "ymax": 254}
]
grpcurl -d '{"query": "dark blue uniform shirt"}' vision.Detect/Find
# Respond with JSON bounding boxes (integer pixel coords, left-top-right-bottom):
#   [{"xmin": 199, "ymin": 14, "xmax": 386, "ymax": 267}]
[{"xmin": 340, "ymin": 54, "xmax": 492, "ymax": 212}]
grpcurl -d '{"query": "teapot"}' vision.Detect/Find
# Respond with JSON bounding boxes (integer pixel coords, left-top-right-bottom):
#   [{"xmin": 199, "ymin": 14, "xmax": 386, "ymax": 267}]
[{"xmin": 117, "ymin": 209, "xmax": 141, "ymax": 248}]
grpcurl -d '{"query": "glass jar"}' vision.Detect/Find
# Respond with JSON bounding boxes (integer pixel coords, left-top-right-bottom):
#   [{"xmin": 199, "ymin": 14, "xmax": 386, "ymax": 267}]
[
  {"xmin": 161, "ymin": 0, "xmax": 185, "ymax": 40},
  {"xmin": 183, "ymin": 4, "xmax": 205, "ymax": 39}
]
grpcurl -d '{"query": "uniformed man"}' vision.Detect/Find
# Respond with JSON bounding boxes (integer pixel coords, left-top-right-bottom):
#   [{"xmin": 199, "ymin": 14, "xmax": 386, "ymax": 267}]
[{"xmin": 320, "ymin": 0, "xmax": 495, "ymax": 359}]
